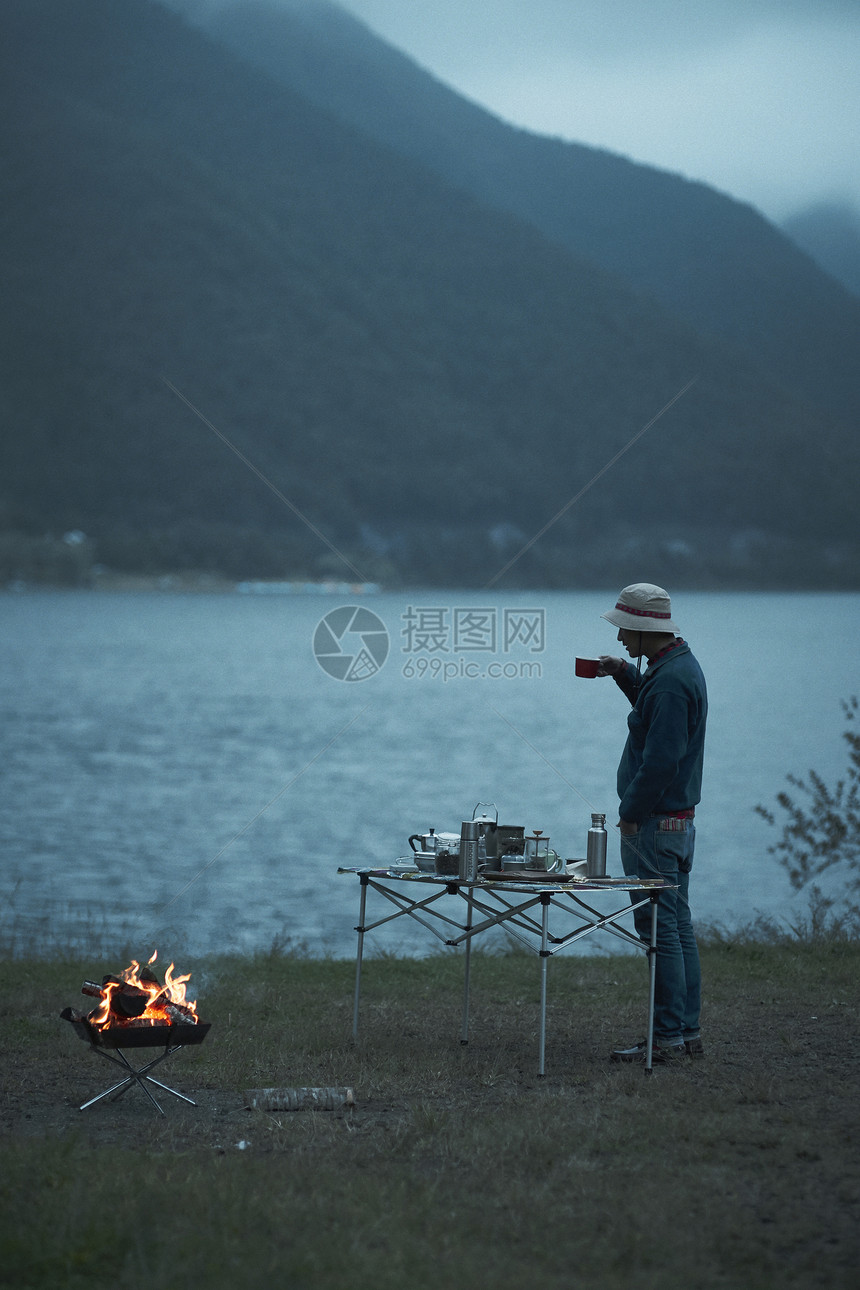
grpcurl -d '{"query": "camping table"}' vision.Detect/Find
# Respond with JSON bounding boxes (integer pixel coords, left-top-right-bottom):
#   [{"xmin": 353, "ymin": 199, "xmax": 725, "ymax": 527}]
[{"xmin": 339, "ymin": 868, "xmax": 675, "ymax": 1074}]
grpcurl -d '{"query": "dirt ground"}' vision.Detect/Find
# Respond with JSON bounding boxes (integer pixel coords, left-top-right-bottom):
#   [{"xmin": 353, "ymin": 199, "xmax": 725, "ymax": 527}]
[
  {"xmin": 3, "ymin": 993, "xmax": 858, "ymax": 1158},
  {"xmin": 1, "ymin": 1041, "xmax": 365, "ymax": 1151}
]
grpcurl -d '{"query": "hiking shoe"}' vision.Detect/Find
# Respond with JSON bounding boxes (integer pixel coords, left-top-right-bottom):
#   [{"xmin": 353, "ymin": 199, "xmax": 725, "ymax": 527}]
[
  {"xmin": 609, "ymin": 1039, "xmax": 688, "ymax": 1064},
  {"xmin": 684, "ymin": 1036, "xmax": 704, "ymax": 1059}
]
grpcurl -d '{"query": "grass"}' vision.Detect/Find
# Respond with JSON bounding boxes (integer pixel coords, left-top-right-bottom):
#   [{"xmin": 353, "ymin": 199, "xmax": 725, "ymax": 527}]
[{"xmin": 1, "ymin": 938, "xmax": 859, "ymax": 1289}]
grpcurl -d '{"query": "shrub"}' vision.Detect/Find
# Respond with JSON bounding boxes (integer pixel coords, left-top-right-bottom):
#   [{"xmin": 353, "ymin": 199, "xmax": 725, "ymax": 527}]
[{"xmin": 756, "ymin": 696, "xmax": 860, "ymax": 929}]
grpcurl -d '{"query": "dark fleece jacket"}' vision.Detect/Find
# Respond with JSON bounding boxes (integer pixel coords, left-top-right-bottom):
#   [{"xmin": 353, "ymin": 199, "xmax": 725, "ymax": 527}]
[{"xmin": 613, "ymin": 640, "xmax": 707, "ymax": 823}]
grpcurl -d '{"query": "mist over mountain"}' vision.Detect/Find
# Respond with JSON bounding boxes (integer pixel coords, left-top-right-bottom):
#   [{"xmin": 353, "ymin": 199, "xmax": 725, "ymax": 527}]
[
  {"xmin": 782, "ymin": 202, "xmax": 860, "ymax": 300},
  {"xmin": 177, "ymin": 0, "xmax": 860, "ymax": 427},
  {"xmin": 1, "ymin": 0, "xmax": 858, "ymax": 588}
]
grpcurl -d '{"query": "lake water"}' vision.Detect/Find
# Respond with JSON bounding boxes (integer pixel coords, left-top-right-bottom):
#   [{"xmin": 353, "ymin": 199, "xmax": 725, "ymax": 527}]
[{"xmin": 1, "ymin": 588, "xmax": 856, "ymax": 962}]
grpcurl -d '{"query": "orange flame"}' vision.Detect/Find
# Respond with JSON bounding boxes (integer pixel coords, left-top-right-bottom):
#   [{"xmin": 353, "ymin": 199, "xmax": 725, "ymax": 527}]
[{"xmin": 89, "ymin": 951, "xmax": 199, "ymax": 1029}]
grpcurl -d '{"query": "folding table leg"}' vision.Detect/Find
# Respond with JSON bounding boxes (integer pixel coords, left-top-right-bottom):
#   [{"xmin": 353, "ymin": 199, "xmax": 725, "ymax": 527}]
[
  {"xmin": 538, "ymin": 893, "xmax": 551, "ymax": 1076},
  {"xmin": 460, "ymin": 893, "xmax": 473, "ymax": 1045},
  {"xmin": 645, "ymin": 895, "xmax": 658, "ymax": 1075},
  {"xmin": 352, "ymin": 874, "xmax": 369, "ymax": 1040}
]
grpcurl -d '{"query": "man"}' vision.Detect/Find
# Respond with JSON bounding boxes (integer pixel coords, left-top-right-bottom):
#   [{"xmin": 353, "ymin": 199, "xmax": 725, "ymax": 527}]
[{"xmin": 597, "ymin": 583, "xmax": 707, "ymax": 1063}]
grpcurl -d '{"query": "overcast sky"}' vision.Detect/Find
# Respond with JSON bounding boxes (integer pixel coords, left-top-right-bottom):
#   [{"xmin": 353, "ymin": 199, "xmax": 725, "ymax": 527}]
[{"xmin": 334, "ymin": 0, "xmax": 860, "ymax": 221}]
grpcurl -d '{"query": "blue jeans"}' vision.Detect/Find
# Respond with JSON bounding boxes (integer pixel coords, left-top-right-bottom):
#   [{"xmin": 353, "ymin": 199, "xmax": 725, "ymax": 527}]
[{"xmin": 620, "ymin": 817, "xmax": 701, "ymax": 1045}]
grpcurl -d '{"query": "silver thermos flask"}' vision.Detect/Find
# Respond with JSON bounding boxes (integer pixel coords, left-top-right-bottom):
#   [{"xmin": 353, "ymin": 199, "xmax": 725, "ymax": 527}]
[
  {"xmin": 459, "ymin": 821, "xmax": 480, "ymax": 881},
  {"xmin": 586, "ymin": 813, "xmax": 608, "ymax": 877}
]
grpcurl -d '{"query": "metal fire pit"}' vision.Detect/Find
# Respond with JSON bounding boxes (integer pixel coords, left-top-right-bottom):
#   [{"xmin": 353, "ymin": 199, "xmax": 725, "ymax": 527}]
[{"xmin": 62, "ymin": 1010, "xmax": 211, "ymax": 1115}]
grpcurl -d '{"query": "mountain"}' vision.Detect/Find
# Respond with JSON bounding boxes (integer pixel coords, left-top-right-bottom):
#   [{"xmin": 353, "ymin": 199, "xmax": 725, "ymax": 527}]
[
  {"xmin": 182, "ymin": 0, "xmax": 860, "ymax": 427},
  {"xmin": 1, "ymin": 0, "xmax": 858, "ymax": 589},
  {"xmin": 782, "ymin": 202, "xmax": 860, "ymax": 299}
]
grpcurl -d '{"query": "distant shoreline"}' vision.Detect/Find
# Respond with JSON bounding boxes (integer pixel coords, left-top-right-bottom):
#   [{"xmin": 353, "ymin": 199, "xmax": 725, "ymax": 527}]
[
  {"xmin": 4, "ymin": 575, "xmax": 859, "ymax": 594},
  {"xmin": 2, "ymin": 572, "xmax": 384, "ymax": 595}
]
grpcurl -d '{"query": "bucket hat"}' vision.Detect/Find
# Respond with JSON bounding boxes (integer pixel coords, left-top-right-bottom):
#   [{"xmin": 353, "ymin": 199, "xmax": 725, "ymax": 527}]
[{"xmin": 601, "ymin": 583, "xmax": 679, "ymax": 633}]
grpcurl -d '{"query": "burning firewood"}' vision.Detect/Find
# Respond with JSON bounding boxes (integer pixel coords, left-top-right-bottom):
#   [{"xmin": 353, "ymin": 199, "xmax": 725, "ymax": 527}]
[
  {"xmin": 76, "ymin": 953, "xmax": 201, "ymax": 1030},
  {"xmin": 81, "ymin": 978, "xmax": 149, "ymax": 1018}
]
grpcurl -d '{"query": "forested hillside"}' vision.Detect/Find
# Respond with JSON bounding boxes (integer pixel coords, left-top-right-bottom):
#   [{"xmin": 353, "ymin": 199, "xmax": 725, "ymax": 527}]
[
  {"xmin": 782, "ymin": 202, "xmax": 860, "ymax": 300},
  {"xmin": 185, "ymin": 0, "xmax": 860, "ymax": 426},
  {"xmin": 1, "ymin": 0, "xmax": 857, "ymax": 588}
]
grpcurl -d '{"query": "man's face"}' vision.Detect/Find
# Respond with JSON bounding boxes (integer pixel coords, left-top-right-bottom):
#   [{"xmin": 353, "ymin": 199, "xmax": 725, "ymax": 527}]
[{"xmin": 617, "ymin": 628, "xmax": 643, "ymax": 657}]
